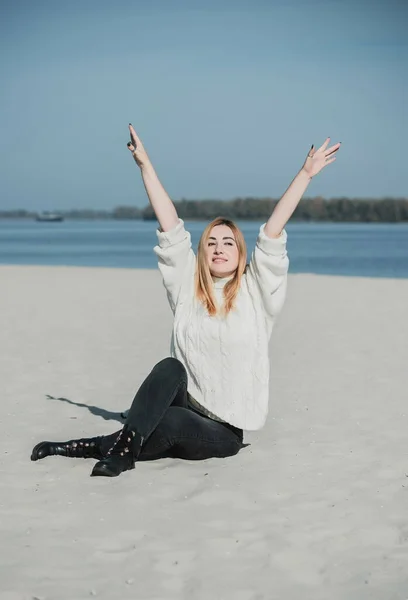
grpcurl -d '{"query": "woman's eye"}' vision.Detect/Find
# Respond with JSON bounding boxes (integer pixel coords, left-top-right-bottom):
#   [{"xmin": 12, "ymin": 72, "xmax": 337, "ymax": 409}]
[{"xmin": 208, "ymin": 242, "xmax": 215, "ymax": 246}]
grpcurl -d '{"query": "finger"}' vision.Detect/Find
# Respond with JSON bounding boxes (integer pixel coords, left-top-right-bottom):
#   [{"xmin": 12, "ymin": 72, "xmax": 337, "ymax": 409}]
[
  {"xmin": 325, "ymin": 142, "xmax": 341, "ymax": 156},
  {"xmin": 325, "ymin": 156, "xmax": 337, "ymax": 165},
  {"xmin": 127, "ymin": 141, "xmax": 136, "ymax": 153},
  {"xmin": 317, "ymin": 137, "xmax": 331, "ymax": 152},
  {"xmin": 128, "ymin": 123, "xmax": 139, "ymax": 147},
  {"xmin": 325, "ymin": 147, "xmax": 340, "ymax": 158}
]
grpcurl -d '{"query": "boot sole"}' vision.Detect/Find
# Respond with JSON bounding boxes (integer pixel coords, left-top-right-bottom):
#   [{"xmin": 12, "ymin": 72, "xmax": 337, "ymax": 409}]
[{"xmin": 91, "ymin": 462, "xmax": 135, "ymax": 478}]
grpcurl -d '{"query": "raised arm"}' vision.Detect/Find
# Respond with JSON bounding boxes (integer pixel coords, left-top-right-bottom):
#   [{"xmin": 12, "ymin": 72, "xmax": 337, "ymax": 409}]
[
  {"xmin": 127, "ymin": 124, "xmax": 179, "ymax": 232},
  {"xmin": 126, "ymin": 124, "xmax": 195, "ymax": 312},
  {"xmin": 246, "ymin": 137, "xmax": 341, "ymax": 323},
  {"xmin": 264, "ymin": 137, "xmax": 341, "ymax": 238}
]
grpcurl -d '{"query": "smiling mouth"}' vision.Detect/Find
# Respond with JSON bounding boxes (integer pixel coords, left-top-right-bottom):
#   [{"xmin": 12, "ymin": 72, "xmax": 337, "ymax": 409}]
[{"xmin": 213, "ymin": 258, "xmax": 227, "ymax": 263}]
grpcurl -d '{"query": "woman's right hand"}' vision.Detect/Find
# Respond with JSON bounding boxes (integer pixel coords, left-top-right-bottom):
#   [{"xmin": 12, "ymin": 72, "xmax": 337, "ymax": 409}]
[
  {"xmin": 127, "ymin": 124, "xmax": 150, "ymax": 169},
  {"xmin": 127, "ymin": 123, "xmax": 179, "ymax": 231}
]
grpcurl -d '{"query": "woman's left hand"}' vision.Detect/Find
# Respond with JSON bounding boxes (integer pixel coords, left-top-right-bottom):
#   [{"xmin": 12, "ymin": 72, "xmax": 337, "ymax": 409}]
[{"xmin": 301, "ymin": 137, "xmax": 341, "ymax": 178}]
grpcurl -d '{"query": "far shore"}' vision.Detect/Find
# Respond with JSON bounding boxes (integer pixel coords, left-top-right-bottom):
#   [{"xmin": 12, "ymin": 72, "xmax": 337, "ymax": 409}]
[{"xmin": 1, "ymin": 195, "xmax": 408, "ymax": 223}]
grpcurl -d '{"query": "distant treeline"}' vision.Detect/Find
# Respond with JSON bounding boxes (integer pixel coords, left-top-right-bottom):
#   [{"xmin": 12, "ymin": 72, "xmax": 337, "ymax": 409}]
[{"xmin": 2, "ymin": 197, "xmax": 408, "ymax": 222}]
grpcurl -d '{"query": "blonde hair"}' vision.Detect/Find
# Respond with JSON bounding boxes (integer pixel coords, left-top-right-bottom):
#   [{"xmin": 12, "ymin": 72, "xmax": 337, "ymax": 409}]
[{"xmin": 194, "ymin": 217, "xmax": 247, "ymax": 317}]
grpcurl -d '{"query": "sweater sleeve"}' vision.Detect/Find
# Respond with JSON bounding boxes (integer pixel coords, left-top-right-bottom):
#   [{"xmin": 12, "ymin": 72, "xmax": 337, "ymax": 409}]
[
  {"xmin": 153, "ymin": 218, "xmax": 196, "ymax": 313},
  {"xmin": 246, "ymin": 224, "xmax": 289, "ymax": 321}
]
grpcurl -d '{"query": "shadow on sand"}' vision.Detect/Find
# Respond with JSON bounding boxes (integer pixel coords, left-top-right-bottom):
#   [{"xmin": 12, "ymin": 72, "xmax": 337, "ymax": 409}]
[{"xmin": 45, "ymin": 394, "xmax": 126, "ymax": 424}]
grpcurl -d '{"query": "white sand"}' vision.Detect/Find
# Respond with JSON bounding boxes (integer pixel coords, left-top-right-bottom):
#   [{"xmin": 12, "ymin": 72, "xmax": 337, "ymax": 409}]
[{"xmin": 1, "ymin": 265, "xmax": 408, "ymax": 600}]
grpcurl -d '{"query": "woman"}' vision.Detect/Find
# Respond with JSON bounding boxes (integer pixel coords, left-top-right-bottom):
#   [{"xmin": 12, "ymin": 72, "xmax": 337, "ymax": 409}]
[{"xmin": 31, "ymin": 125, "xmax": 341, "ymax": 477}]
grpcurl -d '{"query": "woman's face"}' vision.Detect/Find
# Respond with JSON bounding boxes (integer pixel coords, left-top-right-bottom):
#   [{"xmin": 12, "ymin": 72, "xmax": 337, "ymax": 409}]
[{"xmin": 205, "ymin": 224, "xmax": 240, "ymax": 278}]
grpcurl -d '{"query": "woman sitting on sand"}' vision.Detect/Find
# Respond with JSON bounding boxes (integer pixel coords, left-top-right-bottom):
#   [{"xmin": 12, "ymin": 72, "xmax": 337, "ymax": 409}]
[{"xmin": 31, "ymin": 124, "xmax": 340, "ymax": 477}]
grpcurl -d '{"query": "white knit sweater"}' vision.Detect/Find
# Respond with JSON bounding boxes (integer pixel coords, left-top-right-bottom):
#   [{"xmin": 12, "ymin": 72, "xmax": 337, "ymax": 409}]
[{"xmin": 154, "ymin": 219, "xmax": 289, "ymax": 431}]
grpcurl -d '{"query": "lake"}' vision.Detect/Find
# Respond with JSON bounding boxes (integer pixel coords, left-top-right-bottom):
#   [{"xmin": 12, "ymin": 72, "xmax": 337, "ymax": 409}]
[{"xmin": 0, "ymin": 219, "xmax": 407, "ymax": 278}]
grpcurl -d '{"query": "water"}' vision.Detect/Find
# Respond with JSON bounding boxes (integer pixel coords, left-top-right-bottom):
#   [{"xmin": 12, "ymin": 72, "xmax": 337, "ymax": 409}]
[{"xmin": 0, "ymin": 219, "xmax": 407, "ymax": 278}]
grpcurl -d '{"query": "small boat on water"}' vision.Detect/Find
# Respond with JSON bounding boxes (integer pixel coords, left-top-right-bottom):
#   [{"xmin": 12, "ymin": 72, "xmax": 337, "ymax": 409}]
[{"xmin": 35, "ymin": 212, "xmax": 64, "ymax": 222}]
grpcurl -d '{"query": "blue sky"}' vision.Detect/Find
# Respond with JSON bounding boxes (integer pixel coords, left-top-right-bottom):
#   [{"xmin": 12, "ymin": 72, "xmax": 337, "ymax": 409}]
[{"xmin": 1, "ymin": 0, "xmax": 407, "ymax": 211}]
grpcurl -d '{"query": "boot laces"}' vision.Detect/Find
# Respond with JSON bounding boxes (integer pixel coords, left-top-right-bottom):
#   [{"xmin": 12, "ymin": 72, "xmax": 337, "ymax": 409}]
[{"xmin": 106, "ymin": 427, "xmax": 135, "ymax": 457}]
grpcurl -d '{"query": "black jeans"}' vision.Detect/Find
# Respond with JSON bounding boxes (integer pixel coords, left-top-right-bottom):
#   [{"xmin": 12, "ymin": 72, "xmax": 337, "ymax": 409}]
[{"xmin": 100, "ymin": 357, "xmax": 246, "ymax": 461}]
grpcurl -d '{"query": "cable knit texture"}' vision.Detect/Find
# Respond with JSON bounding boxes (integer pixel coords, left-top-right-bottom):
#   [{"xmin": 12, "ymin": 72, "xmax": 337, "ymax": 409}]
[{"xmin": 154, "ymin": 219, "xmax": 289, "ymax": 431}]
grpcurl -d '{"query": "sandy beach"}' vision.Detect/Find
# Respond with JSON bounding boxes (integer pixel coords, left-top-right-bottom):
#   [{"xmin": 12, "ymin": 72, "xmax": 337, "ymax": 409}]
[{"xmin": 1, "ymin": 264, "xmax": 408, "ymax": 600}]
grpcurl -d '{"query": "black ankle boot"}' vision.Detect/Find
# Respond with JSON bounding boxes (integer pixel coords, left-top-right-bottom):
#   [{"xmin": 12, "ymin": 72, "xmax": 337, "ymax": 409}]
[
  {"xmin": 31, "ymin": 436, "xmax": 104, "ymax": 462},
  {"xmin": 91, "ymin": 425, "xmax": 144, "ymax": 478}
]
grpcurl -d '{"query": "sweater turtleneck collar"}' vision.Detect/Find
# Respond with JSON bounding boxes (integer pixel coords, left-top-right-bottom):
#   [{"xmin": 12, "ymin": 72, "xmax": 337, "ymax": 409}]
[{"xmin": 211, "ymin": 274, "xmax": 234, "ymax": 289}]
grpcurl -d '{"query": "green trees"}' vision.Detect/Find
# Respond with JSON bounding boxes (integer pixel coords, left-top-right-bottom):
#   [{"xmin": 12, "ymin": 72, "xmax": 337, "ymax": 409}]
[{"xmin": 141, "ymin": 197, "xmax": 408, "ymax": 222}]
